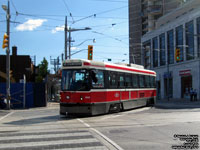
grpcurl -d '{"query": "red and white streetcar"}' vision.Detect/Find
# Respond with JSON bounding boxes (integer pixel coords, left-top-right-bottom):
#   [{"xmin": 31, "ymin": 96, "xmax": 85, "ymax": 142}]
[{"xmin": 60, "ymin": 59, "xmax": 156, "ymax": 116}]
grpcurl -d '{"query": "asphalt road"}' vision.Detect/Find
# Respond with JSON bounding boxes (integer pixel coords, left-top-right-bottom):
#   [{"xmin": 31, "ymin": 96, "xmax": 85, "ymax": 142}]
[{"xmin": 0, "ymin": 105, "xmax": 199, "ymax": 150}]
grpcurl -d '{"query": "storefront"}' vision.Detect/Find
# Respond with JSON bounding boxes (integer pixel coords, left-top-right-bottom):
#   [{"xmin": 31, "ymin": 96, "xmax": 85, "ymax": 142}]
[{"xmin": 179, "ymin": 70, "xmax": 192, "ymax": 98}]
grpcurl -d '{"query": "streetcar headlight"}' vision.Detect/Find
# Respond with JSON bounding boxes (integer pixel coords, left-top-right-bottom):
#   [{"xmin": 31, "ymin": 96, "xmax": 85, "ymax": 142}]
[
  {"xmin": 66, "ymin": 96, "xmax": 70, "ymax": 100},
  {"xmin": 80, "ymin": 96, "xmax": 83, "ymax": 101}
]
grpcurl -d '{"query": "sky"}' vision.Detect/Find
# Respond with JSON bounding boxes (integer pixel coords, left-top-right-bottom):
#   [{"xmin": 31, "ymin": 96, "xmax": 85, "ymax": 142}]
[{"xmin": 0, "ymin": 0, "xmax": 129, "ymax": 72}]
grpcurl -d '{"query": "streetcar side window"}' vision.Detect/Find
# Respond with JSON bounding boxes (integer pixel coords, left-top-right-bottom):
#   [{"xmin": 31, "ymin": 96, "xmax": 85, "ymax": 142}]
[
  {"xmin": 139, "ymin": 75, "xmax": 145, "ymax": 88},
  {"xmin": 125, "ymin": 74, "xmax": 132, "ymax": 88},
  {"xmin": 118, "ymin": 74, "xmax": 125, "ymax": 88},
  {"xmin": 108, "ymin": 71, "xmax": 118, "ymax": 88},
  {"xmin": 132, "ymin": 74, "xmax": 138, "ymax": 88},
  {"xmin": 145, "ymin": 75, "xmax": 150, "ymax": 88},
  {"xmin": 91, "ymin": 70, "xmax": 105, "ymax": 88}
]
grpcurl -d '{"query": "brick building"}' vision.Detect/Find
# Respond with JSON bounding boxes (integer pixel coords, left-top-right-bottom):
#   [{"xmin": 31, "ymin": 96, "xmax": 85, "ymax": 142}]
[{"xmin": 0, "ymin": 46, "xmax": 34, "ymax": 83}]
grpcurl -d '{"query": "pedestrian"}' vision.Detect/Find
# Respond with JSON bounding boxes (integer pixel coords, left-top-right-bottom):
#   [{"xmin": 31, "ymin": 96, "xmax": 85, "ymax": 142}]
[
  {"xmin": 190, "ymin": 88, "xmax": 194, "ymax": 101},
  {"xmin": 193, "ymin": 89, "xmax": 197, "ymax": 101}
]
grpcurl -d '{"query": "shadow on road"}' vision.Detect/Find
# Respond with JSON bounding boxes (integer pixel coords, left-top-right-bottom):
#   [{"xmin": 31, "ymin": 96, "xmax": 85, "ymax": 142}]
[{"xmin": 4, "ymin": 115, "xmax": 76, "ymax": 125}]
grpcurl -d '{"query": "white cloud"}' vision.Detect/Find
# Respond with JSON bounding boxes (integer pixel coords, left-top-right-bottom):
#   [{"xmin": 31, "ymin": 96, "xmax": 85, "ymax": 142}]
[
  {"xmin": 16, "ymin": 19, "xmax": 47, "ymax": 31},
  {"xmin": 51, "ymin": 25, "xmax": 65, "ymax": 34}
]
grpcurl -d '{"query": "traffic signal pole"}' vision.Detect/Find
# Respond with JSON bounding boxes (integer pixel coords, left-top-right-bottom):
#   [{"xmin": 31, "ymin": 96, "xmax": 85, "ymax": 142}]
[{"xmin": 6, "ymin": 0, "xmax": 10, "ymax": 109}]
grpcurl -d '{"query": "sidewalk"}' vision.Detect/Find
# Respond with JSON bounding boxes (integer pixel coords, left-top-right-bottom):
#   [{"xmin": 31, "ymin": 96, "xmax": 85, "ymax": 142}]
[{"xmin": 155, "ymin": 98, "xmax": 200, "ymax": 109}]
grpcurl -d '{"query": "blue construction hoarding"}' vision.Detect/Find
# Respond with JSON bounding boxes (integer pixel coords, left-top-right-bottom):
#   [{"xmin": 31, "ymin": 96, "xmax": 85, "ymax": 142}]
[{"xmin": 0, "ymin": 83, "xmax": 46, "ymax": 109}]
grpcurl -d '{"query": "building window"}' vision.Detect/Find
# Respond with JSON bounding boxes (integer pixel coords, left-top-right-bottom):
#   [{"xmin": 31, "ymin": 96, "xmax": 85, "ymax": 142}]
[
  {"xmin": 197, "ymin": 17, "xmax": 200, "ymax": 57},
  {"xmin": 153, "ymin": 37, "xmax": 158, "ymax": 67},
  {"xmin": 185, "ymin": 21, "xmax": 194, "ymax": 60},
  {"xmin": 159, "ymin": 33, "xmax": 166, "ymax": 66},
  {"xmin": 176, "ymin": 25, "xmax": 184, "ymax": 62},
  {"xmin": 143, "ymin": 41, "xmax": 151, "ymax": 69},
  {"xmin": 167, "ymin": 30, "xmax": 174, "ymax": 64}
]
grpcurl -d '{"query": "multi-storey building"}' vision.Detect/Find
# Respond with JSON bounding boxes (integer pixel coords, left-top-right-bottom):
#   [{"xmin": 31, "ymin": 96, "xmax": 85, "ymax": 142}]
[
  {"xmin": 141, "ymin": 0, "xmax": 200, "ymax": 100},
  {"xmin": 129, "ymin": 0, "xmax": 185, "ymax": 65}
]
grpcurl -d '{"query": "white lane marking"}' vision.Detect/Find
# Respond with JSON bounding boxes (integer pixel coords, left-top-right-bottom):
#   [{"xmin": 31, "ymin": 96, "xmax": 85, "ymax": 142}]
[
  {"xmin": 99, "ymin": 107, "xmax": 150, "ymax": 121},
  {"xmin": 0, "ymin": 111, "xmax": 14, "ymax": 122},
  {"xmin": 77, "ymin": 119, "xmax": 124, "ymax": 150}
]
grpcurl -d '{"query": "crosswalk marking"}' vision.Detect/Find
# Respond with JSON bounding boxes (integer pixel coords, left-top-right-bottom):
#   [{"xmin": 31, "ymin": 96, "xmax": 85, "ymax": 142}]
[
  {"xmin": 0, "ymin": 129, "xmax": 109, "ymax": 150},
  {"xmin": 0, "ymin": 131, "xmax": 90, "ymax": 140}
]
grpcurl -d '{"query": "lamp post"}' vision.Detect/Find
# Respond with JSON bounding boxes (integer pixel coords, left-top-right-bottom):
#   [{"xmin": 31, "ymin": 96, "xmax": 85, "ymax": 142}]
[
  {"xmin": 2, "ymin": 0, "xmax": 10, "ymax": 109},
  {"xmin": 73, "ymin": 39, "xmax": 96, "ymax": 47},
  {"xmin": 68, "ymin": 27, "xmax": 91, "ymax": 59}
]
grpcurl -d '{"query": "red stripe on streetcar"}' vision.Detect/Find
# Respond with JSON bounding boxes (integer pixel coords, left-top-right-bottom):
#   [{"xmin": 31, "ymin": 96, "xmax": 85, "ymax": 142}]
[
  {"xmin": 105, "ymin": 64, "xmax": 156, "ymax": 75},
  {"xmin": 83, "ymin": 62, "xmax": 155, "ymax": 75},
  {"xmin": 83, "ymin": 62, "xmax": 91, "ymax": 66}
]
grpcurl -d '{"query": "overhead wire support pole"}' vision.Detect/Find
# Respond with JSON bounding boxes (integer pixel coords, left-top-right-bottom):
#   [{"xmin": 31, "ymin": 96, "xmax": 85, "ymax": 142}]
[
  {"xmin": 64, "ymin": 16, "xmax": 68, "ymax": 60},
  {"xmin": 69, "ymin": 27, "xmax": 71, "ymax": 59}
]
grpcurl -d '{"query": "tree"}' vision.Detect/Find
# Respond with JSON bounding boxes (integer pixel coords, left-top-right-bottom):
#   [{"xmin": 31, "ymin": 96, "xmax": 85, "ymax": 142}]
[{"xmin": 36, "ymin": 57, "xmax": 49, "ymax": 83}]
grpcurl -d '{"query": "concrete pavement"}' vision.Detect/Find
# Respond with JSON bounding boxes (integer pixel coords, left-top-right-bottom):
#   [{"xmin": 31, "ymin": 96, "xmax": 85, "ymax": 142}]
[{"xmin": 155, "ymin": 98, "xmax": 200, "ymax": 109}]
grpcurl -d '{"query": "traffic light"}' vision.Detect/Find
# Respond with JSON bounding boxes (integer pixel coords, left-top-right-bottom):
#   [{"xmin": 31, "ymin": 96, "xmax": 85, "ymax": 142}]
[
  {"xmin": 88, "ymin": 45, "xmax": 93, "ymax": 60},
  {"xmin": 2, "ymin": 33, "xmax": 9, "ymax": 49},
  {"xmin": 175, "ymin": 48, "xmax": 180, "ymax": 61}
]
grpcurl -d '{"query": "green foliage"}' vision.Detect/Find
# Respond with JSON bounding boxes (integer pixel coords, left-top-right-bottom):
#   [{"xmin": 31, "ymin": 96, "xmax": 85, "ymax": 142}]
[
  {"xmin": 36, "ymin": 57, "xmax": 49, "ymax": 83},
  {"xmin": 38, "ymin": 57, "xmax": 48, "ymax": 78},
  {"xmin": 35, "ymin": 75, "xmax": 43, "ymax": 83}
]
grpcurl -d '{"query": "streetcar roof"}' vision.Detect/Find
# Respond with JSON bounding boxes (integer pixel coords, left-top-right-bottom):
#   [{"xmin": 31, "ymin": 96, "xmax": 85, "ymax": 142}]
[{"xmin": 62, "ymin": 59, "xmax": 156, "ymax": 76}]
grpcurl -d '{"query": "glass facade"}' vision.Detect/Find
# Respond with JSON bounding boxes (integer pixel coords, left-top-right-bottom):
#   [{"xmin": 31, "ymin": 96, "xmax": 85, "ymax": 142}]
[
  {"xmin": 159, "ymin": 33, "xmax": 166, "ymax": 66},
  {"xmin": 197, "ymin": 17, "xmax": 200, "ymax": 57},
  {"xmin": 176, "ymin": 25, "xmax": 184, "ymax": 62},
  {"xmin": 143, "ymin": 41, "xmax": 151, "ymax": 68},
  {"xmin": 153, "ymin": 37, "xmax": 158, "ymax": 67},
  {"xmin": 186, "ymin": 21, "xmax": 194, "ymax": 60},
  {"xmin": 144, "ymin": 16, "xmax": 200, "ymax": 70},
  {"xmin": 167, "ymin": 30, "xmax": 174, "ymax": 64}
]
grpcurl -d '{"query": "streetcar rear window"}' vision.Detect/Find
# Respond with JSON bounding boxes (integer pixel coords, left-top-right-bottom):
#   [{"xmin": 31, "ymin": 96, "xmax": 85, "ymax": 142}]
[{"xmin": 150, "ymin": 76, "xmax": 156, "ymax": 88}]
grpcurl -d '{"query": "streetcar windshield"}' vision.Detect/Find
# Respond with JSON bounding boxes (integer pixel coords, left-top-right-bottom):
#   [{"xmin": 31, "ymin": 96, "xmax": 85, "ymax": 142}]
[{"xmin": 61, "ymin": 69, "xmax": 90, "ymax": 91}]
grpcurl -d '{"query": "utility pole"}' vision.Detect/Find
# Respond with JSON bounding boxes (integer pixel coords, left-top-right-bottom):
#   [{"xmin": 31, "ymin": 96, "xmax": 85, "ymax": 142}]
[
  {"xmin": 68, "ymin": 27, "xmax": 71, "ymax": 60},
  {"xmin": 64, "ymin": 16, "xmax": 68, "ymax": 60},
  {"xmin": 2, "ymin": 0, "xmax": 11, "ymax": 109},
  {"xmin": 64, "ymin": 16, "xmax": 91, "ymax": 60},
  {"xmin": 67, "ymin": 27, "xmax": 91, "ymax": 59}
]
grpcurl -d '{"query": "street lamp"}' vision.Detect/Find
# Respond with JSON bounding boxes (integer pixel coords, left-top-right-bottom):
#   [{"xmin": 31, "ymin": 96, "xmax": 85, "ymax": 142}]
[
  {"xmin": 68, "ymin": 27, "xmax": 91, "ymax": 59},
  {"xmin": 2, "ymin": 0, "xmax": 11, "ymax": 109},
  {"xmin": 73, "ymin": 38, "xmax": 96, "ymax": 47}
]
